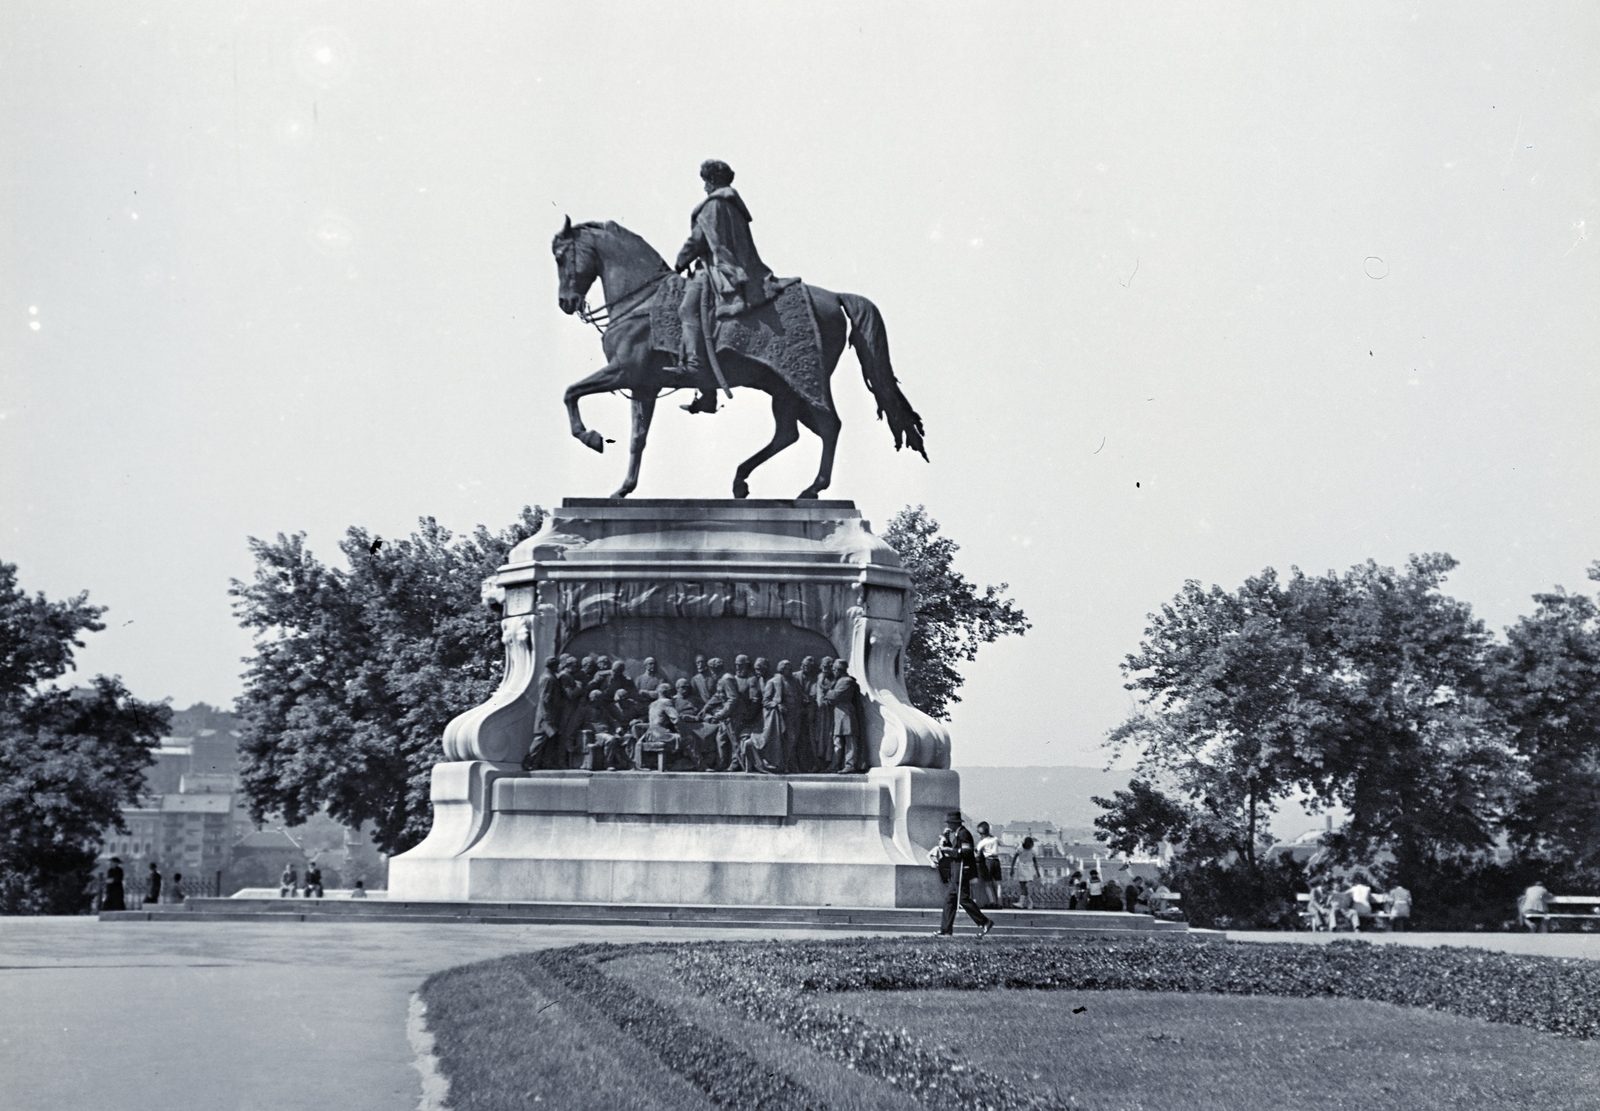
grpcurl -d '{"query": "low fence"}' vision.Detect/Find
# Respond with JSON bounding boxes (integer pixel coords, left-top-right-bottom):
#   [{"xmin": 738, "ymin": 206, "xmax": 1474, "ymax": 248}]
[{"xmin": 99, "ymin": 872, "xmax": 223, "ymax": 908}]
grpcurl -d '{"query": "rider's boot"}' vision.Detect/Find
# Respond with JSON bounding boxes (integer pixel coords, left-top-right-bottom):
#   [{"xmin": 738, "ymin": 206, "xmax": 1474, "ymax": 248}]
[
  {"xmin": 681, "ymin": 389, "xmax": 718, "ymax": 414},
  {"xmin": 677, "ymin": 331, "xmax": 719, "ymax": 414}
]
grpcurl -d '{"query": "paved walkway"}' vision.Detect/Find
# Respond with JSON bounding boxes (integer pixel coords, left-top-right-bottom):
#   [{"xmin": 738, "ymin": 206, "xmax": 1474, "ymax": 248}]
[
  {"xmin": 5, "ymin": 920, "xmax": 1593, "ymax": 1111},
  {"xmin": 0, "ymin": 917, "xmax": 878, "ymax": 1111}
]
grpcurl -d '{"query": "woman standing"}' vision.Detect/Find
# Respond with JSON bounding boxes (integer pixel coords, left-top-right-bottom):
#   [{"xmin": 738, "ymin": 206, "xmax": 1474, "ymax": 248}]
[
  {"xmin": 102, "ymin": 857, "xmax": 126, "ymax": 911},
  {"xmin": 974, "ymin": 822, "xmax": 1001, "ymax": 908},
  {"xmin": 1010, "ymin": 838, "xmax": 1040, "ymax": 910}
]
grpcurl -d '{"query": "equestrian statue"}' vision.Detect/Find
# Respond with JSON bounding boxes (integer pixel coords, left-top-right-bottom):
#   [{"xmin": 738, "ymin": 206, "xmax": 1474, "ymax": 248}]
[{"xmin": 552, "ymin": 159, "xmax": 927, "ymax": 499}]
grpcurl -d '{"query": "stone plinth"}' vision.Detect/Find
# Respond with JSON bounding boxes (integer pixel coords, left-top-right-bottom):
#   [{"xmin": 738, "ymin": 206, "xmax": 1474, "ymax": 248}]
[
  {"xmin": 388, "ymin": 499, "xmax": 961, "ymax": 908},
  {"xmin": 390, "ymin": 764, "xmax": 955, "ymax": 907}
]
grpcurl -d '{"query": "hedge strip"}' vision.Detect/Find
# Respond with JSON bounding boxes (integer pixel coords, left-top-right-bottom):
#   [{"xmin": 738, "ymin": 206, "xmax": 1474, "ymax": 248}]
[
  {"xmin": 677, "ymin": 937, "xmax": 1600, "ymax": 1040},
  {"xmin": 671, "ymin": 946, "xmax": 1071, "ymax": 1111},
  {"xmin": 536, "ymin": 947, "xmax": 824, "ymax": 1111}
]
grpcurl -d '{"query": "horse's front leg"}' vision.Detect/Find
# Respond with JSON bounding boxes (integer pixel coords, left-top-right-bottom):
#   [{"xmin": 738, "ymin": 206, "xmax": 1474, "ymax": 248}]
[
  {"xmin": 564, "ymin": 364, "xmax": 631, "ymax": 453},
  {"xmin": 611, "ymin": 391, "xmax": 658, "ymax": 498}
]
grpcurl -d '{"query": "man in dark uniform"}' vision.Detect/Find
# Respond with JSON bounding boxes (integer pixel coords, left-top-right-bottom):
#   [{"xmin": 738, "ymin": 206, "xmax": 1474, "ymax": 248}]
[
  {"xmin": 523, "ymin": 656, "xmax": 566, "ymax": 771},
  {"xmin": 929, "ymin": 811, "xmax": 993, "ymax": 937},
  {"xmin": 673, "ymin": 159, "xmax": 777, "ymax": 415},
  {"xmin": 102, "ymin": 856, "xmax": 126, "ymax": 911},
  {"xmin": 821, "ymin": 658, "xmax": 865, "ymax": 773}
]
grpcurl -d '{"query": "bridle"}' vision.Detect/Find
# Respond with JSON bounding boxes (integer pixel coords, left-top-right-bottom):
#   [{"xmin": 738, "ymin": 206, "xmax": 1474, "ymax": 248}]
[
  {"xmin": 563, "ymin": 231, "xmax": 676, "ymax": 335},
  {"xmin": 576, "ymin": 271, "xmax": 673, "ymax": 334}
]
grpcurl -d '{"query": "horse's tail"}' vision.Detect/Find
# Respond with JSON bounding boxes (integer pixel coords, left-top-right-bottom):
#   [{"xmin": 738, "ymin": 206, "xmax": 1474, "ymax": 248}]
[{"xmin": 838, "ymin": 292, "xmax": 928, "ymax": 461}]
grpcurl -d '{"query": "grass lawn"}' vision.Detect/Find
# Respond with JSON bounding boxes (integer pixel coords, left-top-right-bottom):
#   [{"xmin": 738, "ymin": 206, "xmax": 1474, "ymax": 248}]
[
  {"xmin": 832, "ymin": 988, "xmax": 1600, "ymax": 1111},
  {"xmin": 420, "ymin": 939, "xmax": 1600, "ymax": 1111}
]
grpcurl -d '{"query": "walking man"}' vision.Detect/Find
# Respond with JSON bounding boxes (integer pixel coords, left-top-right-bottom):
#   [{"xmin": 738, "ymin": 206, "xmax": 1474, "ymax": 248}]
[{"xmin": 929, "ymin": 811, "xmax": 993, "ymax": 938}]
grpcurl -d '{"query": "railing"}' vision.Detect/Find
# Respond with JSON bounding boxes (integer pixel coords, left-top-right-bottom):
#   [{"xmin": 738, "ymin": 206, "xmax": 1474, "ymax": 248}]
[{"xmin": 101, "ymin": 872, "xmax": 222, "ymax": 908}]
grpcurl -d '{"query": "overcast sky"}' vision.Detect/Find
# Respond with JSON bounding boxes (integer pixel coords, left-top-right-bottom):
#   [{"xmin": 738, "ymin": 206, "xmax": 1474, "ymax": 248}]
[{"xmin": 4, "ymin": 2, "xmax": 1596, "ymax": 767}]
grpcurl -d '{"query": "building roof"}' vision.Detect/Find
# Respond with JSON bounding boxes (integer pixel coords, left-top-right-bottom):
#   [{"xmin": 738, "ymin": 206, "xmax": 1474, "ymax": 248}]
[
  {"xmin": 160, "ymin": 794, "xmax": 231, "ymax": 813},
  {"xmin": 233, "ymin": 829, "xmax": 303, "ymax": 852}
]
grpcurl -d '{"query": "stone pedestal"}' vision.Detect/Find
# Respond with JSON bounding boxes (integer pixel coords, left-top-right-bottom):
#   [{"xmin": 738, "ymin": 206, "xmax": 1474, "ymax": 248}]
[
  {"xmin": 388, "ymin": 499, "xmax": 959, "ymax": 908},
  {"xmin": 390, "ymin": 763, "xmax": 955, "ymax": 906}
]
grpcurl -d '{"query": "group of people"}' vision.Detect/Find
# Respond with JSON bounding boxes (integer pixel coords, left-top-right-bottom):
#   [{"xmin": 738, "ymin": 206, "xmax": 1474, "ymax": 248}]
[
  {"xmin": 1304, "ymin": 874, "xmax": 1412, "ymax": 931},
  {"xmin": 523, "ymin": 652, "xmax": 868, "ymax": 775},
  {"xmin": 928, "ymin": 814, "xmax": 1179, "ymax": 937},
  {"xmin": 99, "ymin": 859, "xmax": 188, "ymax": 909},
  {"xmin": 278, "ymin": 863, "xmax": 325, "ymax": 899}
]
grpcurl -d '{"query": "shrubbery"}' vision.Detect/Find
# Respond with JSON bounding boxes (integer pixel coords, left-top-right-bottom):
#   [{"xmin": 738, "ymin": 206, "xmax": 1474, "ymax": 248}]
[
  {"xmin": 1159, "ymin": 855, "xmax": 1304, "ymax": 930},
  {"xmin": 674, "ymin": 936, "xmax": 1600, "ymax": 1040}
]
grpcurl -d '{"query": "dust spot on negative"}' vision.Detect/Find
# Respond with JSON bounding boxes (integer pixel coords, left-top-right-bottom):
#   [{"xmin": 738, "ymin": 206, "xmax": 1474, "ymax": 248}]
[{"xmin": 1363, "ymin": 256, "xmax": 1389, "ymax": 279}]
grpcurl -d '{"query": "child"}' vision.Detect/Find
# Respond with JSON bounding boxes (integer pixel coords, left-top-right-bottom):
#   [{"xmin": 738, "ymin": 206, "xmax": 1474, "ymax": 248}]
[{"xmin": 1010, "ymin": 837, "xmax": 1041, "ymax": 910}]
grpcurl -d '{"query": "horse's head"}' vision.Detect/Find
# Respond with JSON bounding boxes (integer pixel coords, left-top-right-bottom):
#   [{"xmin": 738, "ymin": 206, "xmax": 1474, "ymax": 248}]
[{"xmin": 551, "ymin": 215, "xmax": 598, "ymax": 315}]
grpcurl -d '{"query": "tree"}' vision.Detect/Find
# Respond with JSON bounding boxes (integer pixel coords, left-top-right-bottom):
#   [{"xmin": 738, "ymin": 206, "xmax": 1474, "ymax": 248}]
[
  {"xmin": 1091, "ymin": 777, "xmax": 1190, "ymax": 857},
  {"xmin": 1313, "ymin": 555, "xmax": 1508, "ymax": 879},
  {"xmin": 0, "ymin": 563, "xmax": 167, "ymax": 914},
  {"xmin": 1102, "ymin": 554, "xmax": 1508, "ymax": 882},
  {"xmin": 1104, "ymin": 566, "xmax": 1339, "ymax": 867},
  {"xmin": 1489, "ymin": 563, "xmax": 1600, "ymax": 870},
  {"xmin": 881, "ymin": 506, "xmax": 1030, "ymax": 720},
  {"xmin": 231, "ymin": 508, "xmax": 544, "ymax": 856}
]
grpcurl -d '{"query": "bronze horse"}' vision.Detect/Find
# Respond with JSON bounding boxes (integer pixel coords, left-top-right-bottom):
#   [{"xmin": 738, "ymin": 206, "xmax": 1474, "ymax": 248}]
[{"xmin": 552, "ymin": 218, "xmax": 926, "ymax": 499}]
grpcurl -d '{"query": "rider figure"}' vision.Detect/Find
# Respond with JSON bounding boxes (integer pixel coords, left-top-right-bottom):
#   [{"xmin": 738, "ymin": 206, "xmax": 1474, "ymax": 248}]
[{"xmin": 674, "ymin": 159, "xmax": 776, "ymax": 415}]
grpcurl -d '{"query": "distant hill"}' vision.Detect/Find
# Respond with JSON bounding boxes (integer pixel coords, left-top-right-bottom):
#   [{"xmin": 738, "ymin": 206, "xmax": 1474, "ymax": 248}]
[
  {"xmin": 955, "ymin": 765, "xmax": 1330, "ymax": 843},
  {"xmin": 954, "ymin": 766, "xmax": 1133, "ymax": 834}
]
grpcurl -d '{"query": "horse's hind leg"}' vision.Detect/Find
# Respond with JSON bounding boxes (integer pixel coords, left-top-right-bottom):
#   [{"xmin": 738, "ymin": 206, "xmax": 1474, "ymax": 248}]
[
  {"xmin": 798, "ymin": 405, "xmax": 841, "ymax": 500},
  {"xmin": 732, "ymin": 395, "xmax": 801, "ymax": 499}
]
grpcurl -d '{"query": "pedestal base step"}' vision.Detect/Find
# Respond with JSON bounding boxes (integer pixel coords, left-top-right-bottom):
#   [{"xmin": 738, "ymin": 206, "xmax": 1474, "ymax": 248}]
[{"xmin": 100, "ymin": 898, "xmax": 1193, "ymax": 938}]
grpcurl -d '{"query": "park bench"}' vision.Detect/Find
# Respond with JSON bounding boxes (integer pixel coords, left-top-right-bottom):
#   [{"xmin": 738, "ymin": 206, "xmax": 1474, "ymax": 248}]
[
  {"xmin": 1523, "ymin": 894, "xmax": 1600, "ymax": 932},
  {"xmin": 1297, "ymin": 891, "xmax": 1398, "ymax": 930}
]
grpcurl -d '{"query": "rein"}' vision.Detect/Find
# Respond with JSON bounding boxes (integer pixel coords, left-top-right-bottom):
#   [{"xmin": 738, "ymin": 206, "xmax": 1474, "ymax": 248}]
[{"xmin": 577, "ymin": 269, "xmax": 673, "ymax": 334}]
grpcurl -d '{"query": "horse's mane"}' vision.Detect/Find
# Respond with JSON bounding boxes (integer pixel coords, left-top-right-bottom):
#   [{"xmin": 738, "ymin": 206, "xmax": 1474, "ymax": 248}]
[{"xmin": 574, "ymin": 220, "xmax": 669, "ymax": 271}]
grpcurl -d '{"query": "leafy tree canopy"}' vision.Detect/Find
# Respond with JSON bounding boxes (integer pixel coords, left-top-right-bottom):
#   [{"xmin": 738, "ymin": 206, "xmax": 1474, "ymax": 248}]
[
  {"xmin": 0, "ymin": 561, "xmax": 106, "ymax": 705},
  {"xmin": 1103, "ymin": 554, "xmax": 1508, "ymax": 879},
  {"xmin": 0, "ymin": 563, "xmax": 166, "ymax": 914},
  {"xmin": 882, "ymin": 506, "xmax": 1030, "ymax": 721},
  {"xmin": 1489, "ymin": 562, "xmax": 1600, "ymax": 869},
  {"xmin": 231, "ymin": 509, "xmax": 544, "ymax": 856}
]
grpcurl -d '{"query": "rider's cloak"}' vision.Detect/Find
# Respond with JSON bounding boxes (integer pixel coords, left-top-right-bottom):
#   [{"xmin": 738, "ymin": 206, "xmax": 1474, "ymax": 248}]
[{"xmin": 674, "ymin": 187, "xmax": 776, "ymax": 318}]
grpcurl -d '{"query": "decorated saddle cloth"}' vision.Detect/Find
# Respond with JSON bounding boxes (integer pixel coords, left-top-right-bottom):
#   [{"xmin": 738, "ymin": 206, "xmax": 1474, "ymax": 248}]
[{"xmin": 650, "ymin": 274, "xmax": 830, "ymax": 412}]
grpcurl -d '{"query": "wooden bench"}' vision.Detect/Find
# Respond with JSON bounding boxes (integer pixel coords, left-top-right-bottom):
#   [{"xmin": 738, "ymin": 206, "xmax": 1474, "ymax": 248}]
[
  {"xmin": 1298, "ymin": 890, "xmax": 1398, "ymax": 930},
  {"xmin": 1523, "ymin": 895, "xmax": 1600, "ymax": 932}
]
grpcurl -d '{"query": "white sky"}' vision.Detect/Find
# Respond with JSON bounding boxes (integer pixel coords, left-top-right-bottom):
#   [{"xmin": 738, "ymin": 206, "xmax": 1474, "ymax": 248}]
[{"xmin": 3, "ymin": 2, "xmax": 1596, "ymax": 767}]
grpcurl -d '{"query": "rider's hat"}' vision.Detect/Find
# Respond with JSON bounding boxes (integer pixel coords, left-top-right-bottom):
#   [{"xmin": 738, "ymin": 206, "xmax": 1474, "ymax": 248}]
[{"xmin": 699, "ymin": 159, "xmax": 735, "ymax": 186}]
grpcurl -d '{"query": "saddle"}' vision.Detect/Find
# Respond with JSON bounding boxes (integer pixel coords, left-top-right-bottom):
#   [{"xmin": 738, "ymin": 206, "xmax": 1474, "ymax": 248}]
[{"xmin": 649, "ymin": 274, "xmax": 831, "ymax": 412}]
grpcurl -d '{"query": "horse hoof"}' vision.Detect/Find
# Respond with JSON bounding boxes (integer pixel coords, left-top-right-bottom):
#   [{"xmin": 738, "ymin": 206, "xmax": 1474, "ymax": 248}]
[
  {"xmin": 579, "ymin": 431, "xmax": 604, "ymax": 453},
  {"xmin": 797, "ymin": 489, "xmax": 820, "ymax": 500},
  {"xmin": 609, "ymin": 487, "xmax": 633, "ymax": 499},
  {"xmin": 732, "ymin": 479, "xmax": 749, "ymax": 500}
]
